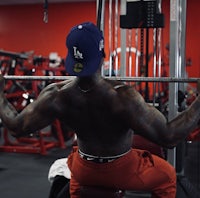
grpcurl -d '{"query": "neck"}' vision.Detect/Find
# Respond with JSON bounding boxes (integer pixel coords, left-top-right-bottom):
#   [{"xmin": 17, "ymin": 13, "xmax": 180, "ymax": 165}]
[{"xmin": 77, "ymin": 74, "xmax": 101, "ymax": 93}]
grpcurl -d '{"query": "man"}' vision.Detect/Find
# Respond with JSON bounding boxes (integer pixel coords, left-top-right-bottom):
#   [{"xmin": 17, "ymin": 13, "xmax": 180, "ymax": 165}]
[{"xmin": 0, "ymin": 22, "xmax": 200, "ymax": 198}]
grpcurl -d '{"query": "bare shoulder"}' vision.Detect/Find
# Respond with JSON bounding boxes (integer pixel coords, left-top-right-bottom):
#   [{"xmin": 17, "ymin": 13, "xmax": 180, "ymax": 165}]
[
  {"xmin": 39, "ymin": 77, "xmax": 77, "ymax": 95},
  {"xmin": 30, "ymin": 78, "xmax": 77, "ymax": 114},
  {"xmin": 105, "ymin": 79, "xmax": 142, "ymax": 99},
  {"xmin": 105, "ymin": 80, "xmax": 151, "ymax": 117}
]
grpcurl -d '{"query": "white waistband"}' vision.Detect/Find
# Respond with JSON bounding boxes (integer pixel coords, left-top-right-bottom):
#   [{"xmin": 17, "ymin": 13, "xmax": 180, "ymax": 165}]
[{"xmin": 78, "ymin": 149, "xmax": 131, "ymax": 159}]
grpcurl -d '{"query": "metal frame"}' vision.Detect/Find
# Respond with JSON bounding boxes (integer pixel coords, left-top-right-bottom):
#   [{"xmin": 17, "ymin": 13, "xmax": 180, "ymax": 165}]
[
  {"xmin": 120, "ymin": 0, "xmax": 127, "ymax": 77},
  {"xmin": 168, "ymin": 0, "xmax": 187, "ymax": 167}
]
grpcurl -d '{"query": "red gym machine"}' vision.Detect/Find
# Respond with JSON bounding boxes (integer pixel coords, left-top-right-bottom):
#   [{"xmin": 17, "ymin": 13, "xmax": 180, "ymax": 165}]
[{"xmin": 0, "ymin": 50, "xmax": 70, "ymax": 155}]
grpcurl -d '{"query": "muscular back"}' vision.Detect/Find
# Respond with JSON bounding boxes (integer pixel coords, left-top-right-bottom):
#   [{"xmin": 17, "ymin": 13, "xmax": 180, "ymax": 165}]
[
  {"xmin": 53, "ymin": 76, "xmax": 200, "ymax": 154},
  {"xmin": 1, "ymin": 73, "xmax": 199, "ymax": 156},
  {"xmin": 54, "ymin": 77, "xmax": 134, "ymax": 156}
]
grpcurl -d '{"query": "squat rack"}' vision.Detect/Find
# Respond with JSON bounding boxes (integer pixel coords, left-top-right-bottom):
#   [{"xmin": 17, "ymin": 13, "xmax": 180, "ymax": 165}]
[{"xmin": 96, "ymin": 0, "xmax": 196, "ymax": 176}]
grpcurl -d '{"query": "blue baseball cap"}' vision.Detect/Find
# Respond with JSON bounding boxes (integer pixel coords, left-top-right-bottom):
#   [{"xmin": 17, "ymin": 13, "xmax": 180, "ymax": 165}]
[{"xmin": 65, "ymin": 22, "xmax": 104, "ymax": 76}]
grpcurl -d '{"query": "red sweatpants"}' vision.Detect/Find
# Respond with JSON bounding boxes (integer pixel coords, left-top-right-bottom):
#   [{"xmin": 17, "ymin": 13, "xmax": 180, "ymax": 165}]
[{"xmin": 67, "ymin": 147, "xmax": 176, "ymax": 198}]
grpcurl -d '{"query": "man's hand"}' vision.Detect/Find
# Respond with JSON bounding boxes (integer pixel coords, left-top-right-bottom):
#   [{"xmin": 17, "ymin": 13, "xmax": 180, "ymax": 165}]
[
  {"xmin": 197, "ymin": 79, "xmax": 200, "ymax": 95},
  {"xmin": 0, "ymin": 71, "xmax": 5, "ymax": 96}
]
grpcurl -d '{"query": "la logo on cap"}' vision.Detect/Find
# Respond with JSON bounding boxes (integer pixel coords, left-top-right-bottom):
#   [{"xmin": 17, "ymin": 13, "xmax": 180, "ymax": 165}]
[{"xmin": 73, "ymin": 46, "xmax": 83, "ymax": 59}]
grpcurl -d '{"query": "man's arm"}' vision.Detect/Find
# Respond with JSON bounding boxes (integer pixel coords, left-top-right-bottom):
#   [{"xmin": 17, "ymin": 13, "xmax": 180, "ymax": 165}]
[
  {"xmin": 127, "ymin": 84, "xmax": 200, "ymax": 148},
  {"xmin": 0, "ymin": 74, "xmax": 58, "ymax": 137}
]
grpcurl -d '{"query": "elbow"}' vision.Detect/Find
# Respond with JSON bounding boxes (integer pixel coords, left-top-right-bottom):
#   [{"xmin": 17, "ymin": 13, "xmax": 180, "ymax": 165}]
[
  {"xmin": 9, "ymin": 130, "xmax": 23, "ymax": 138},
  {"xmin": 7, "ymin": 123, "xmax": 31, "ymax": 138},
  {"xmin": 159, "ymin": 136, "xmax": 178, "ymax": 149},
  {"xmin": 163, "ymin": 143, "xmax": 176, "ymax": 149},
  {"xmin": 8, "ymin": 125, "xmax": 28, "ymax": 138}
]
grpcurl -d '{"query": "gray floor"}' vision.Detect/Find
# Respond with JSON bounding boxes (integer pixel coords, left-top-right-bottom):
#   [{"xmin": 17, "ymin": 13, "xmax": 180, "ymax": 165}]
[
  {"xmin": 184, "ymin": 141, "xmax": 200, "ymax": 191},
  {"xmin": 0, "ymin": 147, "xmax": 71, "ymax": 198},
  {"xmin": 0, "ymin": 139, "xmax": 199, "ymax": 198}
]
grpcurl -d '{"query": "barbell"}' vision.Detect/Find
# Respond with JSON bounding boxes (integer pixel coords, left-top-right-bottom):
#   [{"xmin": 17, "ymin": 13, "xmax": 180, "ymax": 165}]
[{"xmin": 2, "ymin": 75, "xmax": 200, "ymax": 83}]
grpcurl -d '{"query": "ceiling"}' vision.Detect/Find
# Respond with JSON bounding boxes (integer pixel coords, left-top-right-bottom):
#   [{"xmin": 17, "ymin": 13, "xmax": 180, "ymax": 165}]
[{"xmin": 0, "ymin": 0, "xmax": 95, "ymax": 5}]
